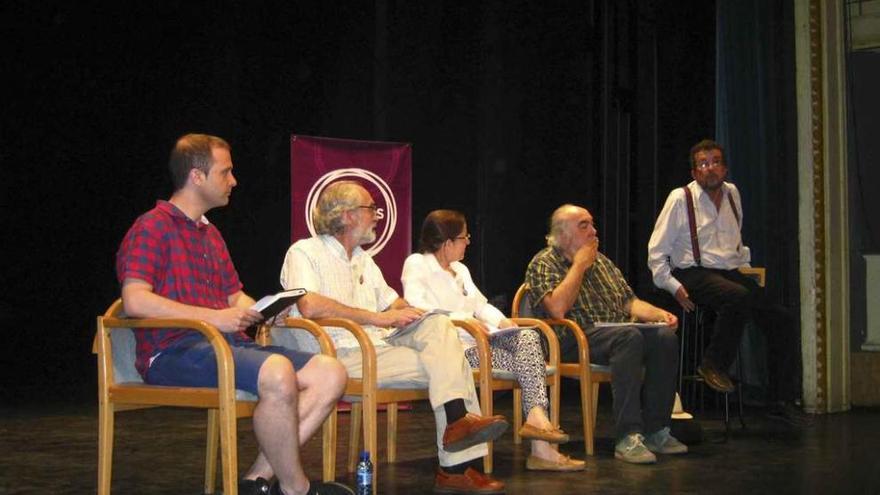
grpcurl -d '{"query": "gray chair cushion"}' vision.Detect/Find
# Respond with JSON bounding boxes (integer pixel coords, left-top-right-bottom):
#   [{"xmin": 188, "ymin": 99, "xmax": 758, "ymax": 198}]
[{"xmin": 111, "ymin": 328, "xmax": 143, "ymax": 384}]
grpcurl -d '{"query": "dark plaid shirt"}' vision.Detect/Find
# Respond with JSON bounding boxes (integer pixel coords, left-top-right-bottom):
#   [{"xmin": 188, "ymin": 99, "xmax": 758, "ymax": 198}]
[
  {"xmin": 116, "ymin": 200, "xmax": 245, "ymax": 377},
  {"xmin": 524, "ymin": 246, "xmax": 635, "ymax": 327}
]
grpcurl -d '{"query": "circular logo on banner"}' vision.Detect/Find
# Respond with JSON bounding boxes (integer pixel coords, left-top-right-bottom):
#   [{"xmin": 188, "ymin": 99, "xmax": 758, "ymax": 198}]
[{"xmin": 304, "ymin": 168, "xmax": 398, "ymax": 256}]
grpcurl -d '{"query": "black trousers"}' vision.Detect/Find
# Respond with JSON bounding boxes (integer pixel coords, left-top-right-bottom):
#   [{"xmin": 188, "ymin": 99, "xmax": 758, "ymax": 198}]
[
  {"xmin": 557, "ymin": 324, "xmax": 678, "ymax": 439},
  {"xmin": 672, "ymin": 266, "xmax": 799, "ymax": 403}
]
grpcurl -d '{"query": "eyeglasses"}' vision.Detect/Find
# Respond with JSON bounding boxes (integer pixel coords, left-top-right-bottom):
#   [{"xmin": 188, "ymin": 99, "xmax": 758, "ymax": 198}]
[
  {"xmin": 694, "ymin": 160, "xmax": 724, "ymax": 170},
  {"xmin": 353, "ymin": 204, "xmax": 379, "ymax": 213},
  {"xmin": 453, "ymin": 234, "xmax": 471, "ymax": 241}
]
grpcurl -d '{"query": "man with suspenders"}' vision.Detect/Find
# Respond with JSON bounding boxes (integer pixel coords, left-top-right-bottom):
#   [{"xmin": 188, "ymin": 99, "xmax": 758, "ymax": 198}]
[{"xmin": 647, "ymin": 139, "xmax": 810, "ymax": 426}]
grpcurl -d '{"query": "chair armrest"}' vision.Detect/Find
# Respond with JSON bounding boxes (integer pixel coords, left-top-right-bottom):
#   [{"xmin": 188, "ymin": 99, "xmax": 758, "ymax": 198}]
[
  {"xmin": 309, "ymin": 318, "xmax": 377, "ymax": 391},
  {"xmin": 451, "ymin": 319, "xmax": 492, "ymax": 376},
  {"xmin": 96, "ymin": 315, "xmax": 237, "ymax": 403},
  {"xmin": 542, "ymin": 318, "xmax": 590, "ymax": 367},
  {"xmin": 510, "ymin": 318, "xmax": 561, "ymax": 369}
]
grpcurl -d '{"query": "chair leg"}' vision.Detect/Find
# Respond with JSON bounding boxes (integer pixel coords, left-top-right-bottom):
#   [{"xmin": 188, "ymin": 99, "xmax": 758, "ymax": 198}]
[
  {"xmin": 581, "ymin": 379, "xmax": 594, "ymax": 457},
  {"xmin": 512, "ymin": 388, "xmax": 523, "ymax": 446},
  {"xmin": 549, "ymin": 378, "xmax": 561, "ymax": 430},
  {"xmin": 348, "ymin": 402, "xmax": 362, "ymax": 473},
  {"xmin": 591, "ymin": 383, "xmax": 600, "ymax": 430},
  {"xmin": 735, "ymin": 346, "xmax": 747, "ymax": 430},
  {"xmin": 363, "ymin": 395, "xmax": 378, "ymax": 495},
  {"xmin": 481, "ymin": 383, "xmax": 495, "ymax": 474},
  {"xmin": 204, "ymin": 409, "xmax": 220, "ymax": 494},
  {"xmin": 218, "ymin": 405, "xmax": 238, "ymax": 495},
  {"xmin": 323, "ymin": 406, "xmax": 338, "ymax": 481},
  {"xmin": 723, "ymin": 392, "xmax": 731, "ymax": 440},
  {"xmin": 547, "ymin": 377, "xmax": 561, "ymax": 453},
  {"xmin": 97, "ymin": 401, "xmax": 114, "ymax": 495},
  {"xmin": 387, "ymin": 403, "xmax": 398, "ymax": 463}
]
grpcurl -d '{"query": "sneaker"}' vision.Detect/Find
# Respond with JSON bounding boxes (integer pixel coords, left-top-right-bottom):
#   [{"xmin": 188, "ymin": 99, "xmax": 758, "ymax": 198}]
[
  {"xmin": 239, "ymin": 477, "xmax": 271, "ymax": 495},
  {"xmin": 614, "ymin": 433, "xmax": 657, "ymax": 464},
  {"xmin": 643, "ymin": 427, "xmax": 688, "ymax": 454},
  {"xmin": 767, "ymin": 402, "xmax": 815, "ymax": 427}
]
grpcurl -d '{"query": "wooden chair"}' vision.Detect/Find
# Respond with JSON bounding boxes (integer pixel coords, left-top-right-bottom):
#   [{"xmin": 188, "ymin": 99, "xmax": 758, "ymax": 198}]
[
  {"xmin": 276, "ymin": 317, "xmax": 431, "ymax": 494},
  {"xmin": 95, "ymin": 299, "xmax": 258, "ymax": 495},
  {"xmin": 511, "ymin": 284, "xmax": 612, "ymax": 456},
  {"xmin": 454, "ymin": 318, "xmax": 562, "ymax": 473},
  {"xmin": 274, "ymin": 315, "xmax": 554, "ymax": 485}
]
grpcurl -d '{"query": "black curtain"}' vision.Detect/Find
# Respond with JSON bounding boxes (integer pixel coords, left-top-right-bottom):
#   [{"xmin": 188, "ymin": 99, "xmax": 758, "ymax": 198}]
[
  {"xmin": 1, "ymin": 0, "xmax": 717, "ymax": 403},
  {"xmin": 715, "ymin": 0, "xmax": 799, "ymax": 309}
]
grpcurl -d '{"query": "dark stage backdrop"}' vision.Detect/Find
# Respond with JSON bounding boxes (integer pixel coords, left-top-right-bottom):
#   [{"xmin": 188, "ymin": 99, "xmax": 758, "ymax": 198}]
[{"xmin": 1, "ymin": 0, "xmax": 728, "ymax": 403}]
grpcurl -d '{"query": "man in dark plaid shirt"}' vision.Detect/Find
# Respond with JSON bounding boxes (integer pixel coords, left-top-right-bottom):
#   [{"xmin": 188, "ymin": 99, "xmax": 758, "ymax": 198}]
[
  {"xmin": 524, "ymin": 204, "xmax": 686, "ymax": 465},
  {"xmin": 116, "ymin": 134, "xmax": 352, "ymax": 495}
]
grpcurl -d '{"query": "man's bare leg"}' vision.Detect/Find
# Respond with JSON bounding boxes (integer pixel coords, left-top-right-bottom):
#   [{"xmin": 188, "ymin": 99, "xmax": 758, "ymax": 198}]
[
  {"xmin": 246, "ymin": 355, "xmax": 347, "ymax": 494},
  {"xmin": 251, "ymin": 355, "xmax": 308, "ymax": 494}
]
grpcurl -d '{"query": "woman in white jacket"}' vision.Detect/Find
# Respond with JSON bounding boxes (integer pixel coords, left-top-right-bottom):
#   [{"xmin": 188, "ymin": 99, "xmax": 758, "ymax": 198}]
[{"xmin": 402, "ymin": 209, "xmax": 584, "ymax": 471}]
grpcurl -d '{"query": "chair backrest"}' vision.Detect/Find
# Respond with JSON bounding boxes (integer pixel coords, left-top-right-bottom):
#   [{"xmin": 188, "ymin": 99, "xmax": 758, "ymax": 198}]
[
  {"xmin": 511, "ymin": 283, "xmax": 537, "ymax": 318},
  {"xmin": 271, "ymin": 326, "xmax": 321, "ymax": 354},
  {"xmin": 100, "ymin": 299, "xmax": 144, "ymax": 384}
]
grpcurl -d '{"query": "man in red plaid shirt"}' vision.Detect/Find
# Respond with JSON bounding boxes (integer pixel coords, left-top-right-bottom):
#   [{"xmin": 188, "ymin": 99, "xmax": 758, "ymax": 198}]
[{"xmin": 116, "ymin": 134, "xmax": 353, "ymax": 495}]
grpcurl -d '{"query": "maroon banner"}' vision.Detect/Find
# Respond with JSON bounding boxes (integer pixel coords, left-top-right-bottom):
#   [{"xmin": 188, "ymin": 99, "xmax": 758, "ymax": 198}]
[{"xmin": 290, "ymin": 135, "xmax": 412, "ymax": 293}]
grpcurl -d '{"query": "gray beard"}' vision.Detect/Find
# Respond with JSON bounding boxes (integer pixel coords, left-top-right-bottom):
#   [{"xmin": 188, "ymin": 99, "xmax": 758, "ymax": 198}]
[{"xmin": 358, "ymin": 228, "xmax": 376, "ymax": 245}]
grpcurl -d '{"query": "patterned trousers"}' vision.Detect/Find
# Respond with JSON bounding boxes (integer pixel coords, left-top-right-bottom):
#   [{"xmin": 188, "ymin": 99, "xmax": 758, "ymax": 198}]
[{"xmin": 464, "ymin": 328, "xmax": 550, "ymax": 416}]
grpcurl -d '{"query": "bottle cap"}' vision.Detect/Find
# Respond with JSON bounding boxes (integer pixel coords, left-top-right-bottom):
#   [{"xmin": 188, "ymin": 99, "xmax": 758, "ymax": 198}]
[{"xmin": 360, "ymin": 450, "xmax": 370, "ymax": 461}]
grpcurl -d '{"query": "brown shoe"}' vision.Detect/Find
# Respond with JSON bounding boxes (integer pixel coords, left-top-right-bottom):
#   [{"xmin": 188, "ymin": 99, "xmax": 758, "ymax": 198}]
[
  {"xmin": 697, "ymin": 361, "xmax": 735, "ymax": 393},
  {"xmin": 442, "ymin": 413, "xmax": 508, "ymax": 452},
  {"xmin": 518, "ymin": 423, "xmax": 570, "ymax": 443},
  {"xmin": 433, "ymin": 467, "xmax": 505, "ymax": 494},
  {"xmin": 525, "ymin": 454, "xmax": 586, "ymax": 471}
]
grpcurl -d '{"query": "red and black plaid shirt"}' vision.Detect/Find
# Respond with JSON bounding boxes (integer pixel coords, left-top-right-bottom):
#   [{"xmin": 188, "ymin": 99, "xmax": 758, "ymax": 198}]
[{"xmin": 116, "ymin": 200, "xmax": 246, "ymax": 377}]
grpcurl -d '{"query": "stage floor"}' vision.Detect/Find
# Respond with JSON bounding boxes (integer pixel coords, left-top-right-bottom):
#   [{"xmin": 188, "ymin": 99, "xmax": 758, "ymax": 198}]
[{"xmin": 2, "ymin": 384, "xmax": 879, "ymax": 494}]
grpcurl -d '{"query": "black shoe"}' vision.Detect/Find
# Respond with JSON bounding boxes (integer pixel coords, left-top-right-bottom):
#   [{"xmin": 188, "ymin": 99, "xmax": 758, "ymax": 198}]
[
  {"xmin": 697, "ymin": 361, "xmax": 735, "ymax": 393},
  {"xmin": 270, "ymin": 479, "xmax": 355, "ymax": 495},
  {"xmin": 767, "ymin": 402, "xmax": 815, "ymax": 427},
  {"xmin": 307, "ymin": 482, "xmax": 355, "ymax": 495},
  {"xmin": 239, "ymin": 477, "xmax": 271, "ymax": 495}
]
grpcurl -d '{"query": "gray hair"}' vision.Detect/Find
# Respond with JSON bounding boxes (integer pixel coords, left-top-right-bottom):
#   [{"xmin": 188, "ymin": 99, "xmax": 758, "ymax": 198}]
[
  {"xmin": 546, "ymin": 204, "xmax": 577, "ymax": 247},
  {"xmin": 312, "ymin": 181, "xmax": 364, "ymax": 235}
]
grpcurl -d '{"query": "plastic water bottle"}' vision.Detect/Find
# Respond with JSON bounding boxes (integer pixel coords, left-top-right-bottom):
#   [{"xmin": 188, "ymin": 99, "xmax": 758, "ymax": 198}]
[{"xmin": 355, "ymin": 450, "xmax": 373, "ymax": 494}]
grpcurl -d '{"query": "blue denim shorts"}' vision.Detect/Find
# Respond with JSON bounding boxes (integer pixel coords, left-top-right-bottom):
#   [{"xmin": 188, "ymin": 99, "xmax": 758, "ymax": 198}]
[{"xmin": 145, "ymin": 336, "xmax": 315, "ymax": 396}]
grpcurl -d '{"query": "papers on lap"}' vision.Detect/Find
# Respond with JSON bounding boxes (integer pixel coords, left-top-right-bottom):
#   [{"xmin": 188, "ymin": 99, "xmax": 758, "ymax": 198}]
[
  {"xmin": 250, "ymin": 288, "xmax": 307, "ymax": 319},
  {"xmin": 384, "ymin": 309, "xmax": 451, "ymax": 340},
  {"xmin": 592, "ymin": 321, "xmax": 669, "ymax": 329}
]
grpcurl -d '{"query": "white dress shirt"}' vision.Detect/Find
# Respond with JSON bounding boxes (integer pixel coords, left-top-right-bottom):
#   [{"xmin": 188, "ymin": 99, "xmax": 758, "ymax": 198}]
[
  {"xmin": 401, "ymin": 252, "xmax": 507, "ymax": 348},
  {"xmin": 647, "ymin": 180, "xmax": 751, "ymax": 295},
  {"xmin": 279, "ymin": 235, "xmax": 400, "ymax": 351}
]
